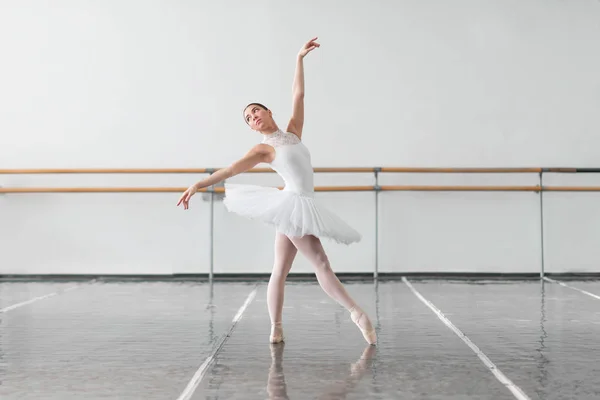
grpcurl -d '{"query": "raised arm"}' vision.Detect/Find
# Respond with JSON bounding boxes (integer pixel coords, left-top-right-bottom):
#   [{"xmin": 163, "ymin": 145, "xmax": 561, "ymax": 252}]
[
  {"xmin": 286, "ymin": 37, "xmax": 320, "ymax": 139},
  {"xmin": 177, "ymin": 144, "xmax": 274, "ymax": 209}
]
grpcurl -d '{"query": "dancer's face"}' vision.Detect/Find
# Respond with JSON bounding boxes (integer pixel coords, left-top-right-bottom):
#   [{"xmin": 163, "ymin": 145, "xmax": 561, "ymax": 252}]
[{"xmin": 244, "ymin": 104, "xmax": 272, "ymax": 131}]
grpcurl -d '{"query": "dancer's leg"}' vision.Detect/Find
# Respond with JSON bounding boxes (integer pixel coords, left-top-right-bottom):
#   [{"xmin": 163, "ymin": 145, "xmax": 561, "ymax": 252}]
[
  {"xmin": 267, "ymin": 232, "xmax": 297, "ymax": 342},
  {"xmin": 288, "ymin": 235, "xmax": 376, "ymax": 345},
  {"xmin": 288, "ymin": 235, "xmax": 355, "ymax": 309}
]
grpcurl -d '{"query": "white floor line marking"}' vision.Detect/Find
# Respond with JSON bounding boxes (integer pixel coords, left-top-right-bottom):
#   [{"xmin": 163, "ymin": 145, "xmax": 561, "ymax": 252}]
[
  {"xmin": 176, "ymin": 285, "xmax": 259, "ymax": 400},
  {"xmin": 544, "ymin": 277, "xmax": 600, "ymax": 300},
  {"xmin": 402, "ymin": 277, "xmax": 531, "ymax": 400},
  {"xmin": 1, "ymin": 283, "xmax": 84, "ymax": 313}
]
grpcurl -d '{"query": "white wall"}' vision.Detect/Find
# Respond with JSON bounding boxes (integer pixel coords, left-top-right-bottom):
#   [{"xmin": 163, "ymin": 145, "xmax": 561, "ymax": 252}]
[{"xmin": 1, "ymin": 0, "xmax": 600, "ymax": 275}]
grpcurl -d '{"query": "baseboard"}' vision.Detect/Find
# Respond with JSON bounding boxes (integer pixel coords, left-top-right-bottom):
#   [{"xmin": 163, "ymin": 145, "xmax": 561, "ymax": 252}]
[{"xmin": 1, "ymin": 272, "xmax": 599, "ymax": 282}]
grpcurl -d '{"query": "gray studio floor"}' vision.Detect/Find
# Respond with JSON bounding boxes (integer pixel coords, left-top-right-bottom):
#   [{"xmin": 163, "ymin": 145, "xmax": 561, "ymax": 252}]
[{"xmin": 1, "ymin": 277, "xmax": 599, "ymax": 399}]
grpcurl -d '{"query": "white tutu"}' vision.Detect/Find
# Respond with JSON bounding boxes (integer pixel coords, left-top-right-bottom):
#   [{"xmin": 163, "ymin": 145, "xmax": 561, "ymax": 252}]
[{"xmin": 223, "ymin": 183, "xmax": 361, "ymax": 245}]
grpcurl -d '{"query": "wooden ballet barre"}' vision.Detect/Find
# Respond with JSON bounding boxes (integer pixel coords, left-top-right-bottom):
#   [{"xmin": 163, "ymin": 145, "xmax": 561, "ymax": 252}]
[
  {"xmin": 0, "ymin": 168, "xmax": 212, "ymax": 174},
  {"xmin": 0, "ymin": 187, "xmax": 189, "ymax": 193},
  {"xmin": 207, "ymin": 186, "xmax": 374, "ymax": 193},
  {"xmin": 239, "ymin": 167, "xmax": 376, "ymax": 173},
  {"xmin": 379, "ymin": 185, "xmax": 542, "ymax": 191},
  {"xmin": 379, "ymin": 167, "xmax": 542, "ymax": 173},
  {"xmin": 0, "ymin": 186, "xmax": 378, "ymax": 193},
  {"xmin": 4, "ymin": 167, "xmax": 600, "ymax": 175},
  {"xmin": 0, "ymin": 185, "xmax": 566, "ymax": 193},
  {"xmin": 0, "ymin": 167, "xmax": 545, "ymax": 174},
  {"xmin": 0, "ymin": 167, "xmax": 376, "ymax": 174}
]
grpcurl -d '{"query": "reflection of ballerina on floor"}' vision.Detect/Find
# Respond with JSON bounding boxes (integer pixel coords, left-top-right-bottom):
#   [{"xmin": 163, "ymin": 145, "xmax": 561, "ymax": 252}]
[
  {"xmin": 266, "ymin": 343, "xmax": 376, "ymax": 400},
  {"xmin": 266, "ymin": 343, "xmax": 290, "ymax": 400}
]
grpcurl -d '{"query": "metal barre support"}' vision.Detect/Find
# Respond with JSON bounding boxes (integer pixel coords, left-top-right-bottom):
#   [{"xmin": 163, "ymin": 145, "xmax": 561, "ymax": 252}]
[
  {"xmin": 207, "ymin": 168, "xmax": 215, "ymax": 282},
  {"xmin": 539, "ymin": 172, "xmax": 545, "ymax": 279},
  {"xmin": 373, "ymin": 168, "xmax": 382, "ymax": 280},
  {"xmin": 374, "ymin": 168, "xmax": 379, "ymax": 280}
]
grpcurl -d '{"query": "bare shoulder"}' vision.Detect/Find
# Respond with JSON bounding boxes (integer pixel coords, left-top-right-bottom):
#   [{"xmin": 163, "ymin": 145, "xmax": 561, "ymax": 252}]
[
  {"xmin": 251, "ymin": 143, "xmax": 276, "ymax": 163},
  {"xmin": 252, "ymin": 143, "xmax": 274, "ymax": 153}
]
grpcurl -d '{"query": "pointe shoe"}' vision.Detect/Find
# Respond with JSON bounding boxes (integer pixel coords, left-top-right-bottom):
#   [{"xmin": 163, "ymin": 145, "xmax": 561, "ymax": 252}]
[
  {"xmin": 350, "ymin": 306, "xmax": 377, "ymax": 345},
  {"xmin": 270, "ymin": 322, "xmax": 284, "ymax": 344}
]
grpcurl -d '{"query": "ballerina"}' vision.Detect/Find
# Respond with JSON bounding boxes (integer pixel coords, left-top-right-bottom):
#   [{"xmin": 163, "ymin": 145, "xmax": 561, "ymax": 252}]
[{"xmin": 177, "ymin": 37, "xmax": 376, "ymax": 346}]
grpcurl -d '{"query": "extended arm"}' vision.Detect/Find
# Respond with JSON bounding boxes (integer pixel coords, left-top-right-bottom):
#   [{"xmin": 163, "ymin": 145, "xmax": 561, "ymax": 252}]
[
  {"xmin": 287, "ymin": 37, "xmax": 319, "ymax": 138},
  {"xmin": 177, "ymin": 144, "xmax": 273, "ymax": 209}
]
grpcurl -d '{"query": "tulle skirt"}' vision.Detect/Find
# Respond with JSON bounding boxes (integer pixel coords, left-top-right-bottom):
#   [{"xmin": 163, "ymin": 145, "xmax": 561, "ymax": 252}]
[{"xmin": 223, "ymin": 183, "xmax": 361, "ymax": 245}]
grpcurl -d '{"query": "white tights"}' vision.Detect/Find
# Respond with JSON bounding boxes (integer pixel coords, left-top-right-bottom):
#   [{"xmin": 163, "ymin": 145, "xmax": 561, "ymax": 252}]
[{"xmin": 267, "ymin": 232, "xmax": 374, "ymax": 343}]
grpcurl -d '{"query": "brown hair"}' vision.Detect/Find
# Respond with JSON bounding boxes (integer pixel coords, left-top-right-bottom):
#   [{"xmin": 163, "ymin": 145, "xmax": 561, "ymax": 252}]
[{"xmin": 243, "ymin": 102, "xmax": 269, "ymax": 124}]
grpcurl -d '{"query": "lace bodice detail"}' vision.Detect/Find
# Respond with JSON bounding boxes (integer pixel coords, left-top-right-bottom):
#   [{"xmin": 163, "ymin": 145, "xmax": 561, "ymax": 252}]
[
  {"xmin": 262, "ymin": 129, "xmax": 300, "ymax": 147},
  {"xmin": 259, "ymin": 128, "xmax": 313, "ymax": 195}
]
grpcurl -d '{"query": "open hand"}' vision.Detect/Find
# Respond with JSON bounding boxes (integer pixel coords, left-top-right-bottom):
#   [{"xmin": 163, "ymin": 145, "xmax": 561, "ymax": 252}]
[
  {"xmin": 298, "ymin": 37, "xmax": 320, "ymax": 58},
  {"xmin": 177, "ymin": 184, "xmax": 198, "ymax": 210}
]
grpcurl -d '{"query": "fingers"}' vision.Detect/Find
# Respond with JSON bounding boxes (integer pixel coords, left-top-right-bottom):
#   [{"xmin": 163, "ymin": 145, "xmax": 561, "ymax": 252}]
[
  {"xmin": 304, "ymin": 37, "xmax": 320, "ymax": 49},
  {"xmin": 303, "ymin": 45, "xmax": 318, "ymax": 56},
  {"xmin": 300, "ymin": 44, "xmax": 319, "ymax": 57},
  {"xmin": 298, "ymin": 37, "xmax": 320, "ymax": 58},
  {"xmin": 177, "ymin": 191, "xmax": 187, "ymax": 206},
  {"xmin": 177, "ymin": 190, "xmax": 192, "ymax": 209}
]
